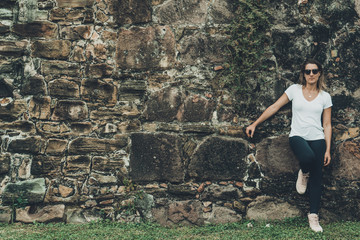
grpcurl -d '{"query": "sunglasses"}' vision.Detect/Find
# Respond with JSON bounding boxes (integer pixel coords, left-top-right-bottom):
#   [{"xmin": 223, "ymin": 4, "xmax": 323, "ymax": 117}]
[{"xmin": 304, "ymin": 69, "xmax": 320, "ymax": 75}]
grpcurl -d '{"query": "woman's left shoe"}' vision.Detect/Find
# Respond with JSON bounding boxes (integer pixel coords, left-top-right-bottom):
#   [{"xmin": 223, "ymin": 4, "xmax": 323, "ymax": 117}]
[{"xmin": 308, "ymin": 213, "xmax": 323, "ymax": 233}]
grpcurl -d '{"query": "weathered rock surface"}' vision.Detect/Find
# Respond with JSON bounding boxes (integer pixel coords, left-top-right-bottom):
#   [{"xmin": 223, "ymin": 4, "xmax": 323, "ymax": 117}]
[
  {"xmin": 189, "ymin": 136, "xmax": 248, "ymax": 181},
  {"xmin": 68, "ymin": 137, "xmax": 127, "ymax": 154},
  {"xmin": 205, "ymin": 206, "xmax": 242, "ymax": 224},
  {"xmin": 246, "ymin": 196, "xmax": 302, "ymax": 220},
  {"xmin": 130, "ymin": 133, "xmax": 184, "ymax": 183},
  {"xmin": 31, "ymin": 40, "xmax": 71, "ymax": 60},
  {"xmin": 2, "ymin": 178, "xmax": 46, "ymax": 204},
  {"xmin": 16, "ymin": 204, "xmax": 65, "ymax": 223},
  {"xmin": 51, "ymin": 100, "xmax": 88, "ymax": 121},
  {"xmin": 7, "ymin": 136, "xmax": 45, "ymax": 154}
]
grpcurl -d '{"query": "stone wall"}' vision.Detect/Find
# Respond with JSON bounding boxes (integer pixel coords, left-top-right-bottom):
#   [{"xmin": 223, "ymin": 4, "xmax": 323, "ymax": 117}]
[{"xmin": 0, "ymin": 0, "xmax": 359, "ymax": 224}]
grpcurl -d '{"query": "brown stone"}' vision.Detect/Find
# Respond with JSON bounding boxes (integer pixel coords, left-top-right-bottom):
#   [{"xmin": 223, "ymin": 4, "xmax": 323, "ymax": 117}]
[
  {"xmin": 332, "ymin": 138, "xmax": 360, "ymax": 181},
  {"xmin": 0, "ymin": 206, "xmax": 12, "ymax": 223},
  {"xmin": 69, "ymin": 122, "xmax": 92, "ymax": 135},
  {"xmin": 31, "ymin": 40, "xmax": 71, "ymax": 60},
  {"xmin": 63, "ymin": 155, "xmax": 91, "ymax": 176},
  {"xmin": 109, "ymin": 0, "xmax": 152, "ymax": 25},
  {"xmin": 71, "ymin": 46, "xmax": 86, "ymax": 62},
  {"xmin": 21, "ymin": 75, "xmax": 47, "ymax": 96},
  {"xmin": 92, "ymin": 156, "xmax": 125, "ymax": 173},
  {"xmin": 59, "ymin": 185, "xmax": 74, "ymax": 198},
  {"xmin": 167, "ymin": 200, "xmax": 204, "ymax": 226},
  {"xmin": 46, "ymin": 139, "xmax": 68, "ymax": 155},
  {"xmin": 8, "ymin": 136, "xmax": 45, "ymax": 154},
  {"xmin": 0, "ymin": 40, "xmax": 28, "ymax": 57},
  {"xmin": 51, "ymin": 100, "xmax": 88, "ymax": 121},
  {"xmin": 68, "ymin": 137, "xmax": 128, "ymax": 155},
  {"xmin": 29, "ymin": 96, "xmax": 51, "ymax": 120},
  {"xmin": 36, "ymin": 122, "xmax": 71, "ymax": 135},
  {"xmin": 12, "ymin": 21, "xmax": 58, "ymax": 39},
  {"xmin": 179, "ymin": 95, "xmax": 216, "ymax": 122},
  {"xmin": 48, "ymin": 79, "xmax": 80, "ymax": 99},
  {"xmin": 256, "ymin": 135, "xmax": 299, "ymax": 177},
  {"xmin": 57, "ymin": 0, "xmax": 95, "ymax": 8},
  {"xmin": 16, "ymin": 204, "xmax": 65, "ymax": 223},
  {"xmin": 116, "ymin": 26, "xmax": 176, "ymax": 70},
  {"xmin": 90, "ymin": 105, "xmax": 140, "ymax": 120},
  {"xmin": 60, "ymin": 25, "xmax": 94, "ymax": 40},
  {"xmin": 41, "ymin": 60, "xmax": 80, "ymax": 77},
  {"xmin": 86, "ymin": 64, "xmax": 113, "ymax": 78},
  {"xmin": 130, "ymin": 133, "xmax": 184, "ymax": 183},
  {"xmin": 143, "ymin": 87, "xmax": 183, "ymax": 122},
  {"xmin": 206, "ymin": 206, "xmax": 242, "ymax": 224},
  {"xmin": 0, "ymin": 121, "xmax": 36, "ymax": 134},
  {"xmin": 18, "ymin": 157, "xmax": 31, "ymax": 180},
  {"xmin": 50, "ymin": 8, "xmax": 94, "ymax": 22},
  {"xmin": 0, "ymin": 99, "xmax": 27, "ymax": 121},
  {"xmin": 31, "ymin": 155, "xmax": 63, "ymax": 176},
  {"xmin": 80, "ymin": 79, "xmax": 117, "ymax": 104}
]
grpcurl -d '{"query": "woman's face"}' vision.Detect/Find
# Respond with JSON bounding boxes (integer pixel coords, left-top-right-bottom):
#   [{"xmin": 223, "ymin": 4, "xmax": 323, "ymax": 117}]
[{"xmin": 304, "ymin": 63, "xmax": 320, "ymax": 85}]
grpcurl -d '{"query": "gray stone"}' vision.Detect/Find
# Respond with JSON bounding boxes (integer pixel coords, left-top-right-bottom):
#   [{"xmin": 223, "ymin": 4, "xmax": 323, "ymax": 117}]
[
  {"xmin": 68, "ymin": 137, "xmax": 128, "ymax": 154},
  {"xmin": 0, "ymin": 206, "xmax": 12, "ymax": 223},
  {"xmin": 246, "ymin": 196, "xmax": 302, "ymax": 220},
  {"xmin": 51, "ymin": 100, "xmax": 88, "ymax": 121},
  {"xmin": 16, "ymin": 204, "xmax": 65, "ymax": 223},
  {"xmin": 200, "ymin": 184, "xmax": 242, "ymax": 201},
  {"xmin": 188, "ymin": 136, "xmax": 248, "ymax": 181},
  {"xmin": 205, "ymin": 206, "xmax": 242, "ymax": 224},
  {"xmin": 2, "ymin": 178, "xmax": 46, "ymax": 205},
  {"xmin": 256, "ymin": 135, "xmax": 299, "ymax": 177},
  {"xmin": 0, "ymin": 154, "xmax": 11, "ymax": 175},
  {"xmin": 209, "ymin": 0, "xmax": 236, "ymax": 24},
  {"xmin": 130, "ymin": 133, "xmax": 184, "ymax": 183}
]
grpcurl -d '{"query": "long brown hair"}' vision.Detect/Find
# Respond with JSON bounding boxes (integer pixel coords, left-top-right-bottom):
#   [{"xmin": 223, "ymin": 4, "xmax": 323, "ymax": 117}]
[{"xmin": 299, "ymin": 59, "xmax": 326, "ymax": 90}]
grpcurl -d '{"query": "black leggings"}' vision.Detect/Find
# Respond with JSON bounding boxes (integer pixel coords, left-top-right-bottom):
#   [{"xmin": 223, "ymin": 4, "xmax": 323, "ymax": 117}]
[{"xmin": 289, "ymin": 136, "xmax": 326, "ymax": 214}]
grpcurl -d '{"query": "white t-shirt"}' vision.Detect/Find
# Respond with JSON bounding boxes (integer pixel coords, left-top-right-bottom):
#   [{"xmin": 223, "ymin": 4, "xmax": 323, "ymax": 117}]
[{"xmin": 285, "ymin": 84, "xmax": 332, "ymax": 140}]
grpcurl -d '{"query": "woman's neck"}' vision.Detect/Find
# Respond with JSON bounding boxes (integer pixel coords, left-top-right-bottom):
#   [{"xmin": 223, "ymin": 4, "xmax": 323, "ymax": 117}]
[{"xmin": 304, "ymin": 84, "xmax": 318, "ymax": 92}]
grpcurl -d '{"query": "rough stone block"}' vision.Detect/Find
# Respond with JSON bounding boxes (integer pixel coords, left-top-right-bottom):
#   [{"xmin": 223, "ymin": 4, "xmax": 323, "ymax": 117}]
[
  {"xmin": 246, "ymin": 196, "xmax": 302, "ymax": 220},
  {"xmin": 116, "ymin": 26, "xmax": 176, "ymax": 70},
  {"xmin": 205, "ymin": 206, "xmax": 242, "ymax": 224},
  {"xmin": 80, "ymin": 79, "xmax": 117, "ymax": 104},
  {"xmin": 51, "ymin": 100, "xmax": 88, "ymax": 121},
  {"xmin": 0, "ymin": 23, "xmax": 10, "ymax": 34},
  {"xmin": 179, "ymin": 95, "xmax": 216, "ymax": 122},
  {"xmin": 130, "ymin": 133, "xmax": 184, "ymax": 183},
  {"xmin": 31, "ymin": 40, "xmax": 71, "ymax": 59},
  {"xmin": 12, "ymin": 21, "xmax": 58, "ymax": 38},
  {"xmin": 57, "ymin": 0, "xmax": 95, "ymax": 8},
  {"xmin": 92, "ymin": 156, "xmax": 125, "ymax": 173},
  {"xmin": 60, "ymin": 25, "xmax": 93, "ymax": 40},
  {"xmin": 0, "ymin": 79, "xmax": 13, "ymax": 97},
  {"xmin": 0, "ymin": 206, "xmax": 12, "ymax": 223},
  {"xmin": 50, "ymin": 8, "xmax": 94, "ymax": 22},
  {"xmin": 188, "ymin": 136, "xmax": 248, "ymax": 181},
  {"xmin": 21, "ymin": 75, "xmax": 47, "ymax": 96},
  {"xmin": 46, "ymin": 139, "xmax": 68, "ymax": 155},
  {"xmin": 0, "ymin": 99, "xmax": 27, "ymax": 121},
  {"xmin": 0, "ymin": 121, "xmax": 36, "ymax": 134},
  {"xmin": 109, "ymin": 0, "xmax": 152, "ymax": 25},
  {"xmin": 63, "ymin": 155, "xmax": 91, "ymax": 176},
  {"xmin": 143, "ymin": 87, "xmax": 183, "ymax": 122},
  {"xmin": 86, "ymin": 64, "xmax": 113, "ymax": 78},
  {"xmin": 7, "ymin": 136, "xmax": 45, "ymax": 154},
  {"xmin": 31, "ymin": 155, "xmax": 63, "ymax": 176},
  {"xmin": 48, "ymin": 79, "xmax": 80, "ymax": 98},
  {"xmin": 41, "ymin": 60, "xmax": 80, "ymax": 77},
  {"xmin": 90, "ymin": 106, "xmax": 140, "ymax": 120},
  {"xmin": 332, "ymin": 137, "xmax": 360, "ymax": 181},
  {"xmin": 209, "ymin": 0, "xmax": 236, "ymax": 24},
  {"xmin": 0, "ymin": 154, "xmax": 11, "ymax": 175},
  {"xmin": 29, "ymin": 96, "xmax": 51, "ymax": 120},
  {"xmin": 154, "ymin": 0, "xmax": 208, "ymax": 25},
  {"xmin": 16, "ymin": 204, "xmax": 65, "ymax": 223},
  {"xmin": 256, "ymin": 135, "xmax": 299, "ymax": 177},
  {"xmin": 0, "ymin": 40, "xmax": 28, "ymax": 57},
  {"xmin": 68, "ymin": 137, "xmax": 128, "ymax": 154},
  {"xmin": 2, "ymin": 178, "xmax": 46, "ymax": 205}
]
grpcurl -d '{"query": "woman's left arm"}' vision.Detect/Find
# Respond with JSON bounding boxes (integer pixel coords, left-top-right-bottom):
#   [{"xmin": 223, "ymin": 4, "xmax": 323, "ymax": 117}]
[{"xmin": 323, "ymin": 107, "xmax": 332, "ymax": 166}]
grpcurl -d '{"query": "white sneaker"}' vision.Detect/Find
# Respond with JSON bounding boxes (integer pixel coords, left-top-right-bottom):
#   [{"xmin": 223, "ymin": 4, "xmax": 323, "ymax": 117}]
[
  {"xmin": 308, "ymin": 213, "xmax": 323, "ymax": 232},
  {"xmin": 296, "ymin": 169, "xmax": 309, "ymax": 194}
]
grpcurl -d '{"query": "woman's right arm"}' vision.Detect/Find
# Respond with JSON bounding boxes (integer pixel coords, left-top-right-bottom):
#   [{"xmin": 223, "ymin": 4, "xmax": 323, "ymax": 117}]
[{"xmin": 246, "ymin": 93, "xmax": 290, "ymax": 138}]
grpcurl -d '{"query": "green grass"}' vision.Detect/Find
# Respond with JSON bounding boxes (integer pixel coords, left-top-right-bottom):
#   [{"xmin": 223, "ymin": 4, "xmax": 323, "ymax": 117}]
[{"xmin": 0, "ymin": 217, "xmax": 359, "ymax": 240}]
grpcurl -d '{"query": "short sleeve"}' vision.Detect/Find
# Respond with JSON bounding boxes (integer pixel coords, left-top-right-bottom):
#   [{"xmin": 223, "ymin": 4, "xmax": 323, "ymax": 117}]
[
  {"xmin": 285, "ymin": 84, "xmax": 297, "ymax": 101},
  {"xmin": 323, "ymin": 92, "xmax": 332, "ymax": 109}
]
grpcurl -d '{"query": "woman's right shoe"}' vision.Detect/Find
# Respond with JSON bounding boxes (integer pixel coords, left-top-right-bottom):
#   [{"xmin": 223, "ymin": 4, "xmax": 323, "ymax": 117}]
[
  {"xmin": 308, "ymin": 213, "xmax": 323, "ymax": 232},
  {"xmin": 296, "ymin": 169, "xmax": 309, "ymax": 194}
]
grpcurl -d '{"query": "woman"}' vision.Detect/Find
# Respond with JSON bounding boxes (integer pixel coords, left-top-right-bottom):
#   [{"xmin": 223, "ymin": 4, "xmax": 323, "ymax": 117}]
[{"xmin": 246, "ymin": 59, "xmax": 332, "ymax": 232}]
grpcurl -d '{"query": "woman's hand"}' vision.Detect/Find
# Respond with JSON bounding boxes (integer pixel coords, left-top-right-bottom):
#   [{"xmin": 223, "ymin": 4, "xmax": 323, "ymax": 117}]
[
  {"xmin": 246, "ymin": 124, "xmax": 256, "ymax": 138},
  {"xmin": 324, "ymin": 151, "xmax": 331, "ymax": 166}
]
